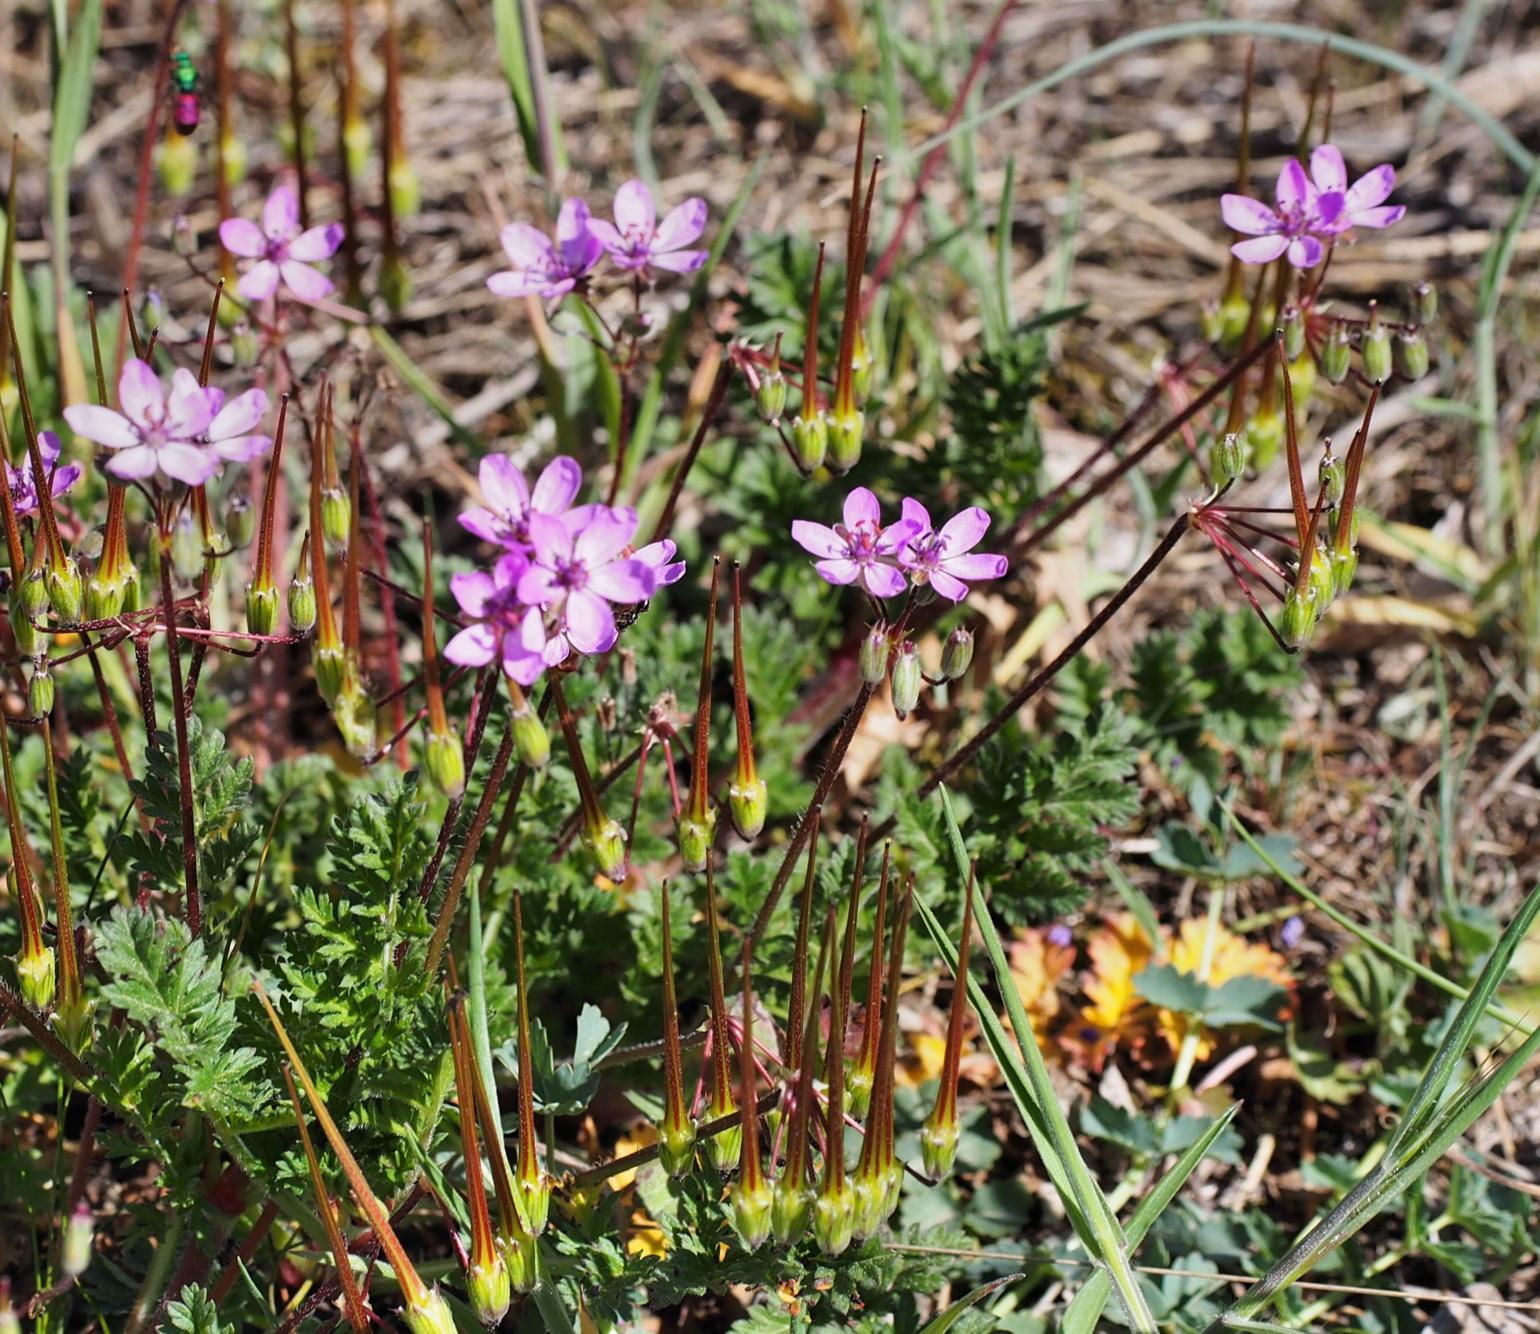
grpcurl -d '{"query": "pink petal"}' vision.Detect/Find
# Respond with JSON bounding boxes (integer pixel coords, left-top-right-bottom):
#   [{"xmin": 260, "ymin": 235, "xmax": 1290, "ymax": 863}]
[
  {"xmin": 900, "ymin": 498, "xmax": 934, "ymax": 534},
  {"xmin": 928, "ymin": 570, "xmax": 972, "ymax": 602},
  {"xmin": 1231, "ymin": 234, "xmax": 1290, "ymax": 264},
  {"xmin": 516, "ymin": 564, "xmax": 562, "ymax": 606},
  {"xmin": 861, "ymin": 563, "xmax": 907, "ymax": 599},
  {"xmin": 937, "ymin": 506, "xmax": 990, "ymax": 554},
  {"xmin": 1345, "ymin": 165, "xmax": 1396, "ymax": 214},
  {"xmin": 573, "ymin": 506, "xmax": 638, "ymax": 565},
  {"xmin": 218, "ymin": 218, "xmax": 267, "ymax": 258},
  {"xmin": 158, "ymin": 442, "xmax": 220, "ymax": 486},
  {"xmin": 488, "ymin": 270, "xmax": 556, "ymax": 299},
  {"xmin": 525, "ymin": 512, "xmax": 574, "ymax": 566},
  {"xmin": 166, "ymin": 368, "xmax": 216, "ymax": 438},
  {"xmin": 587, "ymin": 219, "xmax": 624, "ymax": 253},
  {"xmin": 237, "ymin": 261, "xmax": 282, "ymax": 302},
  {"xmin": 555, "ymin": 199, "xmax": 602, "ymax": 274},
  {"xmin": 209, "ymin": 387, "xmax": 268, "ymax": 442},
  {"xmin": 279, "ymin": 260, "xmax": 335, "ymax": 303},
  {"xmin": 262, "ymin": 185, "xmax": 300, "ymax": 241},
  {"xmin": 36, "ymin": 431, "xmax": 62, "ymax": 466},
  {"xmin": 842, "ymin": 486, "xmax": 881, "ymax": 529},
  {"xmin": 479, "ymin": 454, "xmax": 530, "ymax": 519},
  {"xmin": 63, "ymin": 404, "xmax": 140, "ymax": 450},
  {"xmin": 814, "ymin": 558, "xmax": 861, "ymax": 586},
  {"xmin": 503, "ymin": 642, "xmax": 545, "ymax": 686},
  {"xmin": 210, "ymin": 434, "xmax": 272, "ymax": 463},
  {"xmin": 450, "ymin": 570, "xmax": 497, "ymax": 618},
  {"xmin": 565, "ymin": 589, "xmax": 617, "ymax": 655},
  {"xmin": 612, "ymin": 179, "xmax": 655, "ymax": 235},
  {"xmin": 459, "ymin": 508, "xmax": 504, "ymax": 543},
  {"xmin": 531, "ymin": 456, "xmax": 582, "ymax": 513},
  {"xmin": 288, "ymin": 222, "xmax": 343, "ymax": 262},
  {"xmin": 647, "ymin": 248, "xmax": 708, "ymax": 274},
  {"xmin": 104, "ymin": 444, "xmax": 160, "ymax": 480},
  {"xmin": 445, "ymin": 623, "xmax": 498, "ymax": 667},
  {"xmin": 1310, "ymin": 144, "xmax": 1347, "ymax": 195},
  {"xmin": 942, "ymin": 553, "xmax": 1008, "ymax": 582},
  {"xmin": 1286, "ymin": 235, "xmax": 1324, "ymax": 269},
  {"xmin": 500, "ymin": 222, "xmax": 557, "ymax": 271},
  {"xmin": 1274, "ymin": 159, "xmax": 1312, "ymax": 212},
  {"xmin": 790, "ymin": 520, "xmax": 845, "ymax": 559},
  {"xmin": 117, "ymin": 359, "xmax": 164, "ymax": 429},
  {"xmin": 654, "ymin": 198, "xmax": 707, "ymax": 252},
  {"xmin": 1219, "ymin": 194, "xmax": 1280, "ymax": 237},
  {"xmin": 588, "ymin": 558, "xmax": 656, "ymax": 603},
  {"xmin": 875, "ymin": 518, "xmax": 923, "ymax": 555},
  {"xmin": 1350, "ymin": 204, "xmax": 1405, "ymax": 229}
]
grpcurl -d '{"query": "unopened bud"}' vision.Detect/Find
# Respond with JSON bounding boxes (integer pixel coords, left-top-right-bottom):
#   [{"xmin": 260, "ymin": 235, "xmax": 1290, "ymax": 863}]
[
  {"xmin": 1288, "ymin": 354, "xmax": 1317, "ymax": 409},
  {"xmin": 321, "ymin": 487, "xmax": 351, "ymax": 551},
  {"xmin": 313, "ymin": 643, "xmax": 346, "ymax": 704},
  {"xmin": 333, "ymin": 680, "xmax": 378, "ymax": 759},
  {"xmin": 755, "ymin": 367, "xmax": 788, "ymax": 424},
  {"xmin": 656, "ymin": 1117, "xmax": 696, "ymax": 1176},
  {"xmin": 940, "ymin": 626, "xmax": 974, "ymax": 682},
  {"xmin": 27, "ymin": 662, "xmax": 53, "ymax": 719},
  {"xmin": 466, "ymin": 1255, "xmax": 511, "ymax": 1328},
  {"xmin": 705, "ymin": 1116, "xmax": 741, "ymax": 1174},
  {"xmin": 860, "ymin": 624, "xmax": 890, "ymax": 685},
  {"xmin": 46, "ymin": 558, "xmax": 84, "ymax": 626},
  {"xmin": 10, "ymin": 589, "xmax": 39, "ymax": 656},
  {"xmin": 226, "ymin": 494, "xmax": 256, "ymax": 549},
  {"xmin": 1242, "ymin": 409, "xmax": 1283, "ymax": 472},
  {"xmin": 846, "ymin": 1062, "xmax": 873, "ymax": 1121},
  {"xmin": 381, "ymin": 252, "xmax": 413, "ymax": 314},
  {"xmin": 343, "ymin": 118, "xmax": 373, "ymax": 183},
  {"xmin": 245, "ymin": 581, "xmax": 279, "ymax": 637},
  {"xmin": 850, "ymin": 327, "xmax": 874, "ymax": 400},
  {"xmin": 511, "ymin": 706, "xmax": 550, "ymax": 769},
  {"xmin": 921, "ymin": 1116, "xmax": 960, "ymax": 1180},
  {"xmin": 1363, "ymin": 324, "xmax": 1392, "ymax": 385},
  {"xmin": 789, "ymin": 412, "xmax": 828, "ymax": 474},
  {"xmin": 288, "ymin": 576, "xmax": 317, "ymax": 635},
  {"xmin": 727, "ymin": 777, "xmax": 767, "ymax": 841},
  {"xmin": 1279, "ymin": 305, "xmax": 1305, "ymax": 361},
  {"xmin": 390, "ymin": 158, "xmax": 422, "ymax": 219},
  {"xmin": 425, "ymin": 731, "xmax": 465, "ymax": 799},
  {"xmin": 731, "ymin": 1177, "xmax": 773, "ymax": 1250},
  {"xmin": 827, "ymin": 408, "xmax": 864, "ymax": 475},
  {"xmin": 172, "ymin": 214, "xmax": 197, "ymax": 257},
  {"xmin": 1321, "ymin": 325, "xmax": 1352, "ymax": 384},
  {"xmin": 1319, "ymin": 451, "xmax": 1345, "ymax": 509},
  {"xmin": 1279, "ymin": 588, "xmax": 1317, "ymax": 650},
  {"xmin": 19, "ymin": 568, "xmax": 48, "ymax": 621},
  {"xmin": 890, "ymin": 640, "xmax": 921, "ymax": 719},
  {"xmin": 502, "ymin": 1229, "xmax": 538, "ymax": 1296},
  {"xmin": 62, "ymin": 1202, "xmax": 94, "ymax": 1278},
  {"xmin": 771, "ymin": 1177, "xmax": 812, "ymax": 1244},
  {"xmin": 1396, "ymin": 328, "xmax": 1429, "ymax": 381},
  {"xmin": 170, "ymin": 512, "xmax": 205, "ymax": 583},
  {"xmin": 518, "ymin": 1173, "xmax": 552, "ymax": 1238},
  {"xmin": 1330, "ymin": 544, "xmax": 1359, "ymax": 600},
  {"xmin": 1413, "ymin": 281, "xmax": 1437, "ymax": 325},
  {"xmin": 1218, "ymin": 293, "xmax": 1251, "ymax": 348},
  {"xmin": 583, "ymin": 816, "xmax": 629, "ymax": 883},
  {"xmin": 17, "ymin": 941, "xmax": 55, "ymax": 1011},
  {"xmin": 403, "ymin": 1286, "xmax": 457, "ymax": 1334},
  {"xmin": 157, "ymin": 130, "xmax": 197, "ymax": 197},
  {"xmin": 1211, "ymin": 432, "xmax": 1246, "ymax": 487},
  {"xmin": 813, "ymin": 1181, "xmax": 854, "ymax": 1257},
  {"xmin": 676, "ymin": 809, "xmax": 717, "ymax": 874}
]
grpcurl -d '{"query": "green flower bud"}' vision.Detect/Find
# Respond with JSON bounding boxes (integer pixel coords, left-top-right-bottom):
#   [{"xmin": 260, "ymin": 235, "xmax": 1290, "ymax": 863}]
[
  {"xmin": 756, "ymin": 368, "xmax": 788, "ymax": 424},
  {"xmin": 860, "ymin": 624, "xmax": 890, "ymax": 685},
  {"xmin": 27, "ymin": 662, "xmax": 53, "ymax": 719},
  {"xmin": 1279, "ymin": 305, "xmax": 1305, "ymax": 361},
  {"xmin": 333, "ymin": 680, "xmax": 378, "ymax": 760},
  {"xmin": 771, "ymin": 1177, "xmax": 812, "ymax": 1244},
  {"xmin": 676, "ymin": 808, "xmax": 717, "ymax": 874},
  {"xmin": 425, "ymin": 731, "xmax": 465, "ymax": 799},
  {"xmin": 1199, "ymin": 298, "xmax": 1223, "ymax": 344},
  {"xmin": 219, "ymin": 131, "xmax": 248, "ymax": 188},
  {"xmin": 1279, "ymin": 588, "xmax": 1317, "ymax": 650},
  {"xmin": 313, "ymin": 643, "xmax": 347, "ymax": 705},
  {"xmin": 402, "ymin": 1286, "xmax": 457, "ymax": 1334},
  {"xmin": 1363, "ymin": 324, "xmax": 1392, "ymax": 385},
  {"xmin": 46, "ymin": 558, "xmax": 84, "ymax": 626},
  {"xmin": 390, "ymin": 158, "xmax": 422, "ymax": 219},
  {"xmin": 17, "ymin": 941, "xmax": 55, "ymax": 1011},
  {"xmin": 731, "ymin": 1177, "xmax": 773, "ymax": 1250},
  {"xmin": 880, "ymin": 1160, "xmax": 904, "ymax": 1219},
  {"xmin": 1413, "ymin": 281, "xmax": 1437, "ymax": 325},
  {"xmin": 157, "ymin": 131, "xmax": 197, "ymax": 197},
  {"xmin": 321, "ymin": 487, "xmax": 351, "ymax": 551},
  {"xmin": 813, "ymin": 1181, "xmax": 854, "ymax": 1257},
  {"xmin": 1242, "ymin": 410, "xmax": 1283, "ymax": 473},
  {"xmin": 121, "ymin": 566, "xmax": 143, "ymax": 614},
  {"xmin": 502, "ymin": 1229, "xmax": 539, "ymax": 1296},
  {"xmin": 1319, "ymin": 452, "xmax": 1345, "ymax": 509},
  {"xmin": 890, "ymin": 640, "xmax": 922, "ymax": 720},
  {"xmin": 381, "ymin": 253, "xmax": 413, "ymax": 314},
  {"xmin": 728, "ymin": 776, "xmax": 767, "ymax": 841},
  {"xmin": 246, "ymin": 581, "xmax": 279, "ymax": 637},
  {"xmin": 583, "ymin": 816, "xmax": 629, "ymax": 882},
  {"xmin": 1334, "ymin": 506, "xmax": 1360, "ymax": 553},
  {"xmin": 1321, "ymin": 325, "xmax": 1352, "ymax": 384},
  {"xmin": 343, "ymin": 117, "xmax": 373, "ymax": 184},
  {"xmin": 62, "ymin": 1202, "xmax": 94, "ymax": 1278},
  {"xmin": 467, "ymin": 1255, "xmax": 511, "ymax": 1328},
  {"xmin": 511, "ymin": 706, "xmax": 550, "ymax": 769},
  {"xmin": 1397, "ymin": 328, "xmax": 1429, "ymax": 381},
  {"xmin": 789, "ymin": 412, "xmax": 828, "ymax": 474},
  {"xmin": 170, "ymin": 513, "xmax": 205, "ymax": 584},
  {"xmin": 86, "ymin": 569, "xmax": 127, "ymax": 622},
  {"xmin": 1210, "ymin": 432, "xmax": 1246, "ymax": 488},
  {"xmin": 1288, "ymin": 353, "xmax": 1317, "ymax": 409},
  {"xmin": 288, "ymin": 576, "xmax": 317, "ymax": 636},
  {"xmin": 230, "ymin": 320, "xmax": 259, "ymax": 368},
  {"xmin": 827, "ymin": 408, "xmax": 864, "ymax": 475},
  {"xmin": 1218, "ymin": 292, "xmax": 1251, "ymax": 348},
  {"xmin": 55, "ymin": 990, "xmax": 93, "ymax": 1053},
  {"xmin": 1331, "ymin": 545, "xmax": 1359, "ymax": 600},
  {"xmin": 656, "ymin": 1117, "xmax": 696, "ymax": 1176},
  {"xmin": 940, "ymin": 626, "xmax": 974, "ymax": 682},
  {"xmin": 921, "ymin": 1116, "xmax": 960, "ymax": 1180},
  {"xmin": 18, "ymin": 568, "xmax": 47, "ymax": 620},
  {"xmin": 1308, "ymin": 549, "xmax": 1335, "ymax": 610},
  {"xmin": 705, "ymin": 1116, "xmax": 741, "ymax": 1174},
  {"xmin": 10, "ymin": 586, "xmax": 39, "ymax": 657},
  {"xmin": 226, "ymin": 494, "xmax": 256, "ymax": 549}
]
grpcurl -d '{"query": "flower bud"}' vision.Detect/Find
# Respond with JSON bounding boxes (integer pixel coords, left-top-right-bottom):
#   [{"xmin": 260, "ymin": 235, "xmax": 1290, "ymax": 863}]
[
  {"xmin": 390, "ymin": 158, "xmax": 422, "ymax": 219},
  {"xmin": 518, "ymin": 1173, "xmax": 553, "ymax": 1239},
  {"xmin": 1210, "ymin": 432, "xmax": 1246, "ymax": 488},
  {"xmin": 171, "ymin": 512, "xmax": 205, "ymax": 583},
  {"xmin": 890, "ymin": 640, "xmax": 921, "ymax": 720},
  {"xmin": 402, "ymin": 1286, "xmax": 457, "ymax": 1334},
  {"xmin": 1218, "ymin": 292, "xmax": 1251, "ymax": 348},
  {"xmin": 10, "ymin": 589, "xmax": 39, "ymax": 657},
  {"xmin": 1279, "ymin": 588, "xmax": 1317, "ymax": 650},
  {"xmin": 921, "ymin": 1116, "xmax": 960, "ymax": 1181},
  {"xmin": 226, "ymin": 494, "xmax": 256, "ymax": 549},
  {"xmin": 231, "ymin": 320, "xmax": 259, "ymax": 367},
  {"xmin": 1319, "ymin": 451, "xmax": 1345, "ymax": 509},
  {"xmin": 425, "ymin": 731, "xmax": 465, "ymax": 799},
  {"xmin": 1321, "ymin": 325, "xmax": 1352, "ymax": 384},
  {"xmin": 157, "ymin": 130, "xmax": 197, "ymax": 197},
  {"xmin": 1396, "ymin": 328, "xmax": 1429, "ymax": 382},
  {"xmin": 850, "ymin": 326, "xmax": 874, "ymax": 400},
  {"xmin": 1199, "ymin": 298, "xmax": 1223, "ymax": 344},
  {"xmin": 27, "ymin": 662, "xmax": 53, "ymax": 719},
  {"xmin": 313, "ymin": 643, "xmax": 347, "ymax": 705},
  {"xmin": 18, "ymin": 568, "xmax": 47, "ymax": 620},
  {"xmin": 245, "ymin": 580, "xmax": 279, "ymax": 637},
  {"xmin": 1287, "ymin": 354, "xmax": 1317, "ymax": 409},
  {"xmin": 1279, "ymin": 305, "xmax": 1305, "ymax": 361},
  {"xmin": 789, "ymin": 412, "xmax": 828, "ymax": 474},
  {"xmin": 846, "ymin": 1062, "xmax": 873, "ymax": 1121},
  {"xmin": 656, "ymin": 1117, "xmax": 696, "ymax": 1176},
  {"xmin": 860, "ymin": 624, "xmax": 890, "ymax": 685},
  {"xmin": 288, "ymin": 576, "xmax": 317, "ymax": 635},
  {"xmin": 1330, "ymin": 545, "xmax": 1358, "ymax": 600},
  {"xmin": 756, "ymin": 366, "xmax": 788, "ymax": 425},
  {"xmin": 705, "ymin": 1117, "xmax": 741, "ymax": 1174},
  {"xmin": 813, "ymin": 1181, "xmax": 854, "ymax": 1257},
  {"xmin": 46, "ymin": 558, "xmax": 84, "ymax": 626},
  {"xmin": 727, "ymin": 776, "xmax": 767, "ymax": 841},
  {"xmin": 940, "ymin": 626, "xmax": 974, "ymax": 682},
  {"xmin": 1308, "ymin": 550, "xmax": 1335, "ymax": 610},
  {"xmin": 502, "ymin": 1229, "xmax": 539, "ymax": 1296},
  {"xmin": 381, "ymin": 252, "xmax": 413, "ymax": 314},
  {"xmin": 850, "ymin": 1172, "xmax": 888, "ymax": 1242},
  {"xmin": 1242, "ymin": 409, "xmax": 1283, "ymax": 473},
  {"xmin": 1413, "ymin": 280, "xmax": 1437, "ymax": 324},
  {"xmin": 827, "ymin": 408, "xmax": 864, "ymax": 475},
  {"xmin": 771, "ymin": 1177, "xmax": 812, "ymax": 1243},
  {"xmin": 676, "ymin": 808, "xmax": 717, "ymax": 874},
  {"xmin": 511, "ymin": 706, "xmax": 550, "ymax": 770},
  {"xmin": 62, "ymin": 1202, "xmax": 94, "ymax": 1278},
  {"xmin": 321, "ymin": 486, "xmax": 351, "ymax": 552},
  {"xmin": 17, "ymin": 940, "xmax": 55, "ymax": 1011},
  {"xmin": 731, "ymin": 1176, "xmax": 773, "ymax": 1250},
  {"xmin": 344, "ymin": 118, "xmax": 373, "ymax": 184},
  {"xmin": 466, "ymin": 1255, "xmax": 511, "ymax": 1328},
  {"xmin": 583, "ymin": 816, "xmax": 629, "ymax": 883},
  {"xmin": 1363, "ymin": 324, "xmax": 1392, "ymax": 385}
]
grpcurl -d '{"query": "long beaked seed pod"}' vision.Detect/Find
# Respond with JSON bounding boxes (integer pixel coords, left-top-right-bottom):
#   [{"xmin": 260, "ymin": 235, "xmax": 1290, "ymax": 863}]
[
  {"xmin": 512, "ymin": 895, "xmax": 553, "ymax": 1234},
  {"xmin": 289, "ymin": 531, "xmax": 318, "ymax": 634},
  {"xmin": 726, "ymin": 562, "xmax": 767, "ymax": 840},
  {"xmin": 447, "ymin": 985, "xmax": 510, "ymax": 1327},
  {"xmin": 730, "ymin": 937, "xmax": 771, "ymax": 1248},
  {"xmin": 253, "ymin": 979, "xmax": 454, "ymax": 1334},
  {"xmin": 333, "ymin": 405, "xmax": 377, "ymax": 759},
  {"xmin": 553, "ymin": 678, "xmax": 625, "ymax": 880},
  {"xmin": 847, "ymin": 842, "xmax": 891, "ymax": 1121},
  {"xmin": 2, "ymin": 714, "xmax": 52, "ymax": 1011},
  {"xmin": 789, "ymin": 243, "xmax": 829, "ymax": 473},
  {"xmin": 814, "ymin": 901, "xmax": 854, "ymax": 1256},
  {"xmin": 702, "ymin": 862, "xmax": 740, "ymax": 1171},
  {"xmin": 246, "ymin": 395, "xmax": 289, "ymax": 637},
  {"xmin": 774, "ymin": 903, "xmax": 835, "ymax": 1244},
  {"xmin": 829, "ymin": 112, "xmax": 880, "ymax": 474},
  {"xmin": 782, "ymin": 808, "xmax": 821, "ymax": 1081},
  {"xmin": 872, "ymin": 875, "xmax": 914, "ymax": 1226},
  {"xmin": 43, "ymin": 721, "xmax": 88, "ymax": 1049},
  {"xmin": 677, "ymin": 558, "xmax": 720, "ymax": 871},
  {"xmin": 421, "ymin": 518, "xmax": 464, "ymax": 798},
  {"xmin": 655, "ymin": 881, "xmax": 695, "ymax": 1175},
  {"xmin": 923, "ymin": 864, "xmax": 975, "ymax": 1181},
  {"xmin": 309, "ymin": 385, "xmax": 346, "ymax": 704}
]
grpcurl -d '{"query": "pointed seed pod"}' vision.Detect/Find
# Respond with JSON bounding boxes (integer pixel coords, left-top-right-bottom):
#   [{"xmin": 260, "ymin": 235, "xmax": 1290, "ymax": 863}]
[
  {"xmin": 940, "ymin": 626, "xmax": 975, "ymax": 683},
  {"xmin": 1199, "ymin": 297, "xmax": 1223, "ymax": 344},
  {"xmin": 289, "ymin": 532, "xmax": 318, "ymax": 635},
  {"xmin": 775, "ymin": 901, "xmax": 834, "ymax": 1244},
  {"xmin": 727, "ymin": 563, "xmax": 766, "ymax": 840},
  {"xmin": 502, "ymin": 1228, "xmax": 538, "ymax": 1296},
  {"xmin": 655, "ymin": 880, "xmax": 696, "ymax": 1175},
  {"xmin": 847, "ymin": 841, "xmax": 891, "ymax": 1121},
  {"xmin": 512, "ymin": 895, "xmax": 553, "ymax": 1236},
  {"xmin": 3, "ymin": 717, "xmax": 53, "ymax": 1011},
  {"xmin": 755, "ymin": 333, "xmax": 788, "ymax": 424},
  {"xmin": 420, "ymin": 517, "xmax": 464, "ymax": 798},
  {"xmin": 1363, "ymin": 303, "xmax": 1392, "ymax": 384},
  {"xmin": 730, "ymin": 938, "xmax": 771, "ymax": 1248},
  {"xmin": 702, "ymin": 863, "xmax": 741, "ymax": 1172},
  {"xmin": 789, "ymin": 242, "xmax": 829, "ymax": 474},
  {"xmin": 853, "ymin": 874, "xmax": 911, "ymax": 1238},
  {"xmin": 923, "ymin": 865, "xmax": 975, "ymax": 1180},
  {"xmin": 829, "ymin": 113, "xmax": 878, "ymax": 474},
  {"xmin": 1218, "ymin": 291, "xmax": 1251, "ymax": 348},
  {"xmin": 678, "ymin": 558, "xmax": 720, "ymax": 871}
]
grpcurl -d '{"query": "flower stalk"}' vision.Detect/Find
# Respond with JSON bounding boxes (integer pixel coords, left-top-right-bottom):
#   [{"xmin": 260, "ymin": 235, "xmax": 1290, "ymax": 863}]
[
  {"xmin": 677, "ymin": 558, "xmax": 719, "ymax": 871},
  {"xmin": 512, "ymin": 893, "xmax": 553, "ymax": 1234},
  {"xmin": 773, "ymin": 902, "xmax": 834, "ymax": 1244},
  {"xmin": 420, "ymin": 517, "xmax": 463, "ymax": 798},
  {"xmin": 726, "ymin": 561, "xmax": 766, "ymax": 840},
  {"xmin": 553, "ymin": 678, "xmax": 626, "ymax": 880},
  {"xmin": 813, "ymin": 900, "xmax": 854, "ymax": 1256},
  {"xmin": 846, "ymin": 841, "xmax": 891, "ymax": 1120},
  {"xmin": 788, "ymin": 242, "xmax": 828, "ymax": 473}
]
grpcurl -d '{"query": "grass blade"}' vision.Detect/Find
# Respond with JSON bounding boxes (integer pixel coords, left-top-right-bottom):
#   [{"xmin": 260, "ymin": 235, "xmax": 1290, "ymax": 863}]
[{"xmin": 918, "ymin": 1273, "xmax": 1025, "ymax": 1334}]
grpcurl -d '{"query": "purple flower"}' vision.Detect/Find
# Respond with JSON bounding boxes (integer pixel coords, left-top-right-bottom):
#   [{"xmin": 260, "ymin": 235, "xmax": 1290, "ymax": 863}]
[
  {"xmin": 63, "ymin": 359, "xmax": 271, "ymax": 487},
  {"xmin": 8, "ymin": 432, "xmax": 80, "ymax": 517},
  {"xmin": 1221, "ymin": 160, "xmax": 1344, "ymax": 268},
  {"xmin": 444, "ymin": 554, "xmax": 547, "ymax": 686},
  {"xmin": 460, "ymin": 453, "xmax": 582, "ymax": 553},
  {"xmin": 896, "ymin": 499, "xmax": 1008, "ymax": 602},
  {"xmin": 589, "ymin": 180, "xmax": 708, "ymax": 277},
  {"xmin": 1280, "ymin": 915, "xmax": 1305, "ymax": 951},
  {"xmin": 630, "ymin": 539, "xmax": 686, "ymax": 589},
  {"xmin": 1308, "ymin": 145, "xmax": 1406, "ymax": 235},
  {"xmin": 487, "ymin": 199, "xmax": 604, "ymax": 301},
  {"xmin": 790, "ymin": 487, "xmax": 920, "ymax": 599},
  {"xmin": 218, "ymin": 185, "xmax": 343, "ymax": 303},
  {"xmin": 1047, "ymin": 924, "xmax": 1074, "ymax": 949},
  {"xmin": 519, "ymin": 506, "xmax": 657, "ymax": 660}
]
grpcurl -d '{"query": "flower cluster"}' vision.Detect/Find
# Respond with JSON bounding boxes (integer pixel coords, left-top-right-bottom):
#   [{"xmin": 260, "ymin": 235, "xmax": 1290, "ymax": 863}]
[
  {"xmin": 63, "ymin": 359, "xmax": 272, "ymax": 487},
  {"xmin": 791, "ymin": 487, "xmax": 1007, "ymax": 602},
  {"xmin": 219, "ymin": 184, "xmax": 345, "ymax": 303},
  {"xmin": 1221, "ymin": 144, "xmax": 1405, "ymax": 269},
  {"xmin": 447, "ymin": 454, "xmax": 683, "ymax": 684},
  {"xmin": 487, "ymin": 179, "xmax": 708, "ymax": 302}
]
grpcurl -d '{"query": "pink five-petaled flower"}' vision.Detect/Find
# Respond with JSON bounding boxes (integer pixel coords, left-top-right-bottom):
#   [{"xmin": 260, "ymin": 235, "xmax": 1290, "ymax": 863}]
[
  {"xmin": 63, "ymin": 359, "xmax": 271, "ymax": 487},
  {"xmin": 790, "ymin": 487, "xmax": 920, "ymax": 599},
  {"xmin": 8, "ymin": 432, "xmax": 81, "ymax": 517},
  {"xmin": 631, "ymin": 539, "xmax": 686, "ymax": 588},
  {"xmin": 487, "ymin": 199, "xmax": 605, "ymax": 301},
  {"xmin": 460, "ymin": 453, "xmax": 583, "ymax": 554},
  {"xmin": 589, "ymin": 180, "xmax": 708, "ymax": 278},
  {"xmin": 444, "ymin": 553, "xmax": 547, "ymax": 686},
  {"xmin": 218, "ymin": 185, "xmax": 344, "ymax": 303},
  {"xmin": 1307, "ymin": 144, "xmax": 1406, "ymax": 235},
  {"xmin": 896, "ymin": 499, "xmax": 1008, "ymax": 602},
  {"xmin": 519, "ymin": 507, "xmax": 657, "ymax": 662},
  {"xmin": 1221, "ymin": 159, "xmax": 1344, "ymax": 269}
]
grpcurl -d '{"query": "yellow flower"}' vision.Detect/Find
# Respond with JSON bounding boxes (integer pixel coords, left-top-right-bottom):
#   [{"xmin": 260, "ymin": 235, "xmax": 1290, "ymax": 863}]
[
  {"xmin": 625, "ymin": 1208, "xmax": 667, "ymax": 1259},
  {"xmin": 897, "ymin": 1032, "xmax": 948, "ymax": 1089},
  {"xmin": 1008, "ymin": 925, "xmax": 1078, "ymax": 1049}
]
